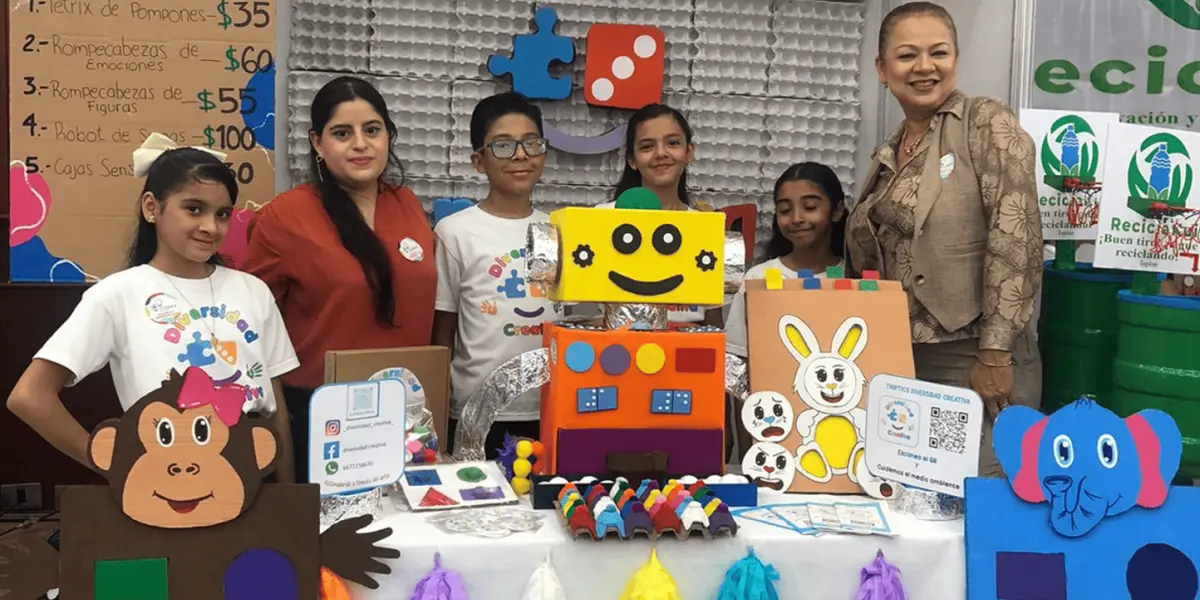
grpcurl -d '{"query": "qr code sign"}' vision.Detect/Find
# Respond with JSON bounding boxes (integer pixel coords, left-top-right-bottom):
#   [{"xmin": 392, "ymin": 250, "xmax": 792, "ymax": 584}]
[{"xmin": 928, "ymin": 406, "xmax": 970, "ymax": 454}]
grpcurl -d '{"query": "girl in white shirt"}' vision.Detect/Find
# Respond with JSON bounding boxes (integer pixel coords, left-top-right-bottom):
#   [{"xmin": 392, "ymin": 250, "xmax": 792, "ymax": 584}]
[
  {"xmin": 725, "ymin": 162, "xmax": 847, "ymax": 357},
  {"xmin": 7, "ymin": 134, "xmax": 301, "ymax": 482},
  {"xmin": 592, "ymin": 103, "xmax": 723, "ymax": 326}
]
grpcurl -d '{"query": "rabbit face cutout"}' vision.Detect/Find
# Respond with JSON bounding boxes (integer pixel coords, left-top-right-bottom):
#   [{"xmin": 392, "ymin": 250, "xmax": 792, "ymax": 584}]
[
  {"xmin": 741, "ymin": 391, "xmax": 794, "ymax": 442},
  {"xmin": 741, "ymin": 442, "xmax": 796, "ymax": 491},
  {"xmin": 779, "ymin": 315, "xmax": 868, "ymax": 415}
]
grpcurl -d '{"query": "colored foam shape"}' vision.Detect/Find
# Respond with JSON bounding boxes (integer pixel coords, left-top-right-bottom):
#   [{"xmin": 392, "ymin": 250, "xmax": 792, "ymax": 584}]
[
  {"xmin": 862, "ymin": 270, "xmax": 880, "ymax": 280},
  {"xmin": 9, "ymin": 163, "xmax": 53, "ymax": 247},
  {"xmin": 95, "ymin": 558, "xmax": 168, "ymax": 600},
  {"xmin": 825, "ymin": 265, "xmax": 844, "ymax": 278},
  {"xmin": 554, "ymin": 428, "xmax": 725, "ymax": 478},
  {"xmin": 10, "ymin": 235, "xmax": 86, "ymax": 283},
  {"xmin": 833, "ymin": 279, "xmax": 854, "ymax": 290},
  {"xmin": 965, "ymin": 477, "xmax": 1200, "ymax": 600},
  {"xmin": 764, "ymin": 268, "xmax": 784, "ymax": 290},
  {"xmin": 546, "ymin": 207, "xmax": 727, "ymax": 304},
  {"xmin": 224, "ymin": 548, "xmax": 298, "ymax": 600},
  {"xmin": 599, "ymin": 344, "xmax": 632, "ymax": 375},
  {"xmin": 583, "ymin": 23, "xmax": 665, "ymax": 110},
  {"xmin": 796, "ymin": 269, "xmax": 815, "ymax": 278},
  {"xmin": 432, "ymin": 198, "xmax": 475, "ymax": 225},
  {"xmin": 218, "ymin": 208, "xmax": 254, "ymax": 270},
  {"xmin": 802, "ymin": 277, "xmax": 822, "ymax": 290},
  {"xmin": 543, "ymin": 121, "xmax": 627, "ymax": 155},
  {"xmin": 614, "ymin": 187, "xmax": 662, "ymax": 210},
  {"xmin": 405, "ymin": 470, "xmax": 441, "ymax": 486},
  {"xmin": 241, "ymin": 65, "xmax": 276, "ymax": 151},
  {"xmin": 676, "ymin": 347, "xmax": 716, "ymax": 373},
  {"xmin": 719, "ymin": 204, "xmax": 757, "ymax": 263},
  {"xmin": 486, "ymin": 6, "xmax": 575, "ymax": 100},
  {"xmin": 564, "ymin": 341, "xmax": 595, "ymax": 373},
  {"xmin": 636, "ymin": 343, "xmax": 666, "ymax": 374},
  {"xmin": 992, "ymin": 399, "xmax": 1182, "ymax": 538},
  {"xmin": 860, "ymin": 280, "xmax": 879, "ymax": 291}
]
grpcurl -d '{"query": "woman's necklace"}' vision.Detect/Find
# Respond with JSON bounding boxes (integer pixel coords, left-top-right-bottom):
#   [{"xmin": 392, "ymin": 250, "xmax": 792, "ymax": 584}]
[
  {"xmin": 158, "ymin": 266, "xmax": 224, "ymax": 353},
  {"xmin": 902, "ymin": 124, "xmax": 927, "ymax": 156}
]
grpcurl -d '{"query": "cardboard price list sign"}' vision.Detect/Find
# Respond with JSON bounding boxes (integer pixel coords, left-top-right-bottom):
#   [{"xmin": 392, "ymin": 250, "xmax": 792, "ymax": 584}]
[{"xmin": 8, "ymin": 0, "xmax": 277, "ymax": 282}]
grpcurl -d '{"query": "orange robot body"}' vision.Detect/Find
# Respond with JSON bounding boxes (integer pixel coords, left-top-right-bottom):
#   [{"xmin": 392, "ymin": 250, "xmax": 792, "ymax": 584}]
[{"xmin": 539, "ymin": 323, "xmax": 727, "ymax": 476}]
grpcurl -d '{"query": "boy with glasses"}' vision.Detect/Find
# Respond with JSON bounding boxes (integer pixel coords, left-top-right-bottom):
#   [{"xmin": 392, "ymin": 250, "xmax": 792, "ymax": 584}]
[{"xmin": 433, "ymin": 92, "xmax": 561, "ymax": 457}]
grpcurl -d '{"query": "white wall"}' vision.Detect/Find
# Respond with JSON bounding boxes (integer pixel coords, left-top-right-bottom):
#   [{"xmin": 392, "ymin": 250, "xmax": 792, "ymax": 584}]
[
  {"xmin": 876, "ymin": 0, "xmax": 1017, "ymax": 137},
  {"xmin": 272, "ymin": 0, "xmax": 1016, "ymax": 197}
]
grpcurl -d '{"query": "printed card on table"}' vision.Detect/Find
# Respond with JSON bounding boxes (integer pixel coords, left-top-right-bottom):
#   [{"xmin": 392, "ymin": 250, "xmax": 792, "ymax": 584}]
[
  {"xmin": 1019, "ymin": 109, "xmax": 1121, "ymax": 240},
  {"xmin": 308, "ymin": 380, "xmax": 407, "ymax": 496},
  {"xmin": 1094, "ymin": 122, "xmax": 1200, "ymax": 276},
  {"xmin": 863, "ymin": 374, "xmax": 982, "ymax": 498}
]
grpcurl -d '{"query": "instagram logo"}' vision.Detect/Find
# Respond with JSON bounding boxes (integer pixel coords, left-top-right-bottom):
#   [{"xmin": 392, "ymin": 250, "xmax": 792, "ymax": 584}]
[{"xmin": 325, "ymin": 420, "xmax": 341, "ymax": 436}]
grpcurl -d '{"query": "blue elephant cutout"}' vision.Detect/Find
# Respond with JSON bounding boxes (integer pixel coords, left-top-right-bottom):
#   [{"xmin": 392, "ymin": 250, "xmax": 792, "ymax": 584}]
[{"xmin": 993, "ymin": 398, "xmax": 1183, "ymax": 538}]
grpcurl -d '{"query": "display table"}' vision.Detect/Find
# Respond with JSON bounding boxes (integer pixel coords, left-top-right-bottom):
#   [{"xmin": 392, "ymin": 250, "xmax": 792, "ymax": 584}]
[{"xmin": 360, "ymin": 490, "xmax": 965, "ymax": 600}]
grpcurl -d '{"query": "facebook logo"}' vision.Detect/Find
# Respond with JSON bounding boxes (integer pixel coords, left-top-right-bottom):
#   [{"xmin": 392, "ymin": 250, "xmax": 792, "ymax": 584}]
[{"xmin": 323, "ymin": 441, "xmax": 340, "ymax": 460}]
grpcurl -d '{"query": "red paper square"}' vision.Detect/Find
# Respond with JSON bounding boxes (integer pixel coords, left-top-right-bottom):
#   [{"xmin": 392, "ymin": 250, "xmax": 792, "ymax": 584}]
[{"xmin": 584, "ymin": 24, "xmax": 665, "ymax": 110}]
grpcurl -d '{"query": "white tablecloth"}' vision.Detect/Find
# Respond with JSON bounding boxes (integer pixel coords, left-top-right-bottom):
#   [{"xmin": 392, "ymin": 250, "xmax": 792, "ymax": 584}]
[{"xmin": 357, "ymin": 490, "xmax": 965, "ymax": 600}]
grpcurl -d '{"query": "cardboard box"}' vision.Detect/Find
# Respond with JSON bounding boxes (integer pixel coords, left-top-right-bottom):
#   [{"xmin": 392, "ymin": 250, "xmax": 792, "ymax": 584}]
[{"xmin": 324, "ymin": 346, "xmax": 451, "ymax": 443}]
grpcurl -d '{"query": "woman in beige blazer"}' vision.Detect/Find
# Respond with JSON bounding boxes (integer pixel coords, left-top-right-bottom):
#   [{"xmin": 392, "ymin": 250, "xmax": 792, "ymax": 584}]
[{"xmin": 846, "ymin": 2, "xmax": 1044, "ymax": 476}]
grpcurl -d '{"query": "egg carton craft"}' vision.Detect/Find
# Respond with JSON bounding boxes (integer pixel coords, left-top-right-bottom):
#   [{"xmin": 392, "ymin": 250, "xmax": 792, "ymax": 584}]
[
  {"xmin": 531, "ymin": 473, "xmax": 757, "ymax": 509},
  {"xmin": 555, "ymin": 477, "xmax": 738, "ymax": 541}
]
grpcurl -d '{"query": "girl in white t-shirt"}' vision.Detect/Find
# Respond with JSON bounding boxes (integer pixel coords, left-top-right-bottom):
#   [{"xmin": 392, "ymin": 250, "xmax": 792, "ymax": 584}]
[
  {"xmin": 589, "ymin": 103, "xmax": 724, "ymax": 325},
  {"xmin": 725, "ymin": 162, "xmax": 847, "ymax": 357},
  {"xmin": 7, "ymin": 134, "xmax": 300, "ymax": 482}
]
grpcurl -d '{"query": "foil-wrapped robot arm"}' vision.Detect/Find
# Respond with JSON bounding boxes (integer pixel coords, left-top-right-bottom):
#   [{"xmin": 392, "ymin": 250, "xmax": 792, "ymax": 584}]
[{"xmin": 451, "ymin": 348, "xmax": 551, "ymax": 462}]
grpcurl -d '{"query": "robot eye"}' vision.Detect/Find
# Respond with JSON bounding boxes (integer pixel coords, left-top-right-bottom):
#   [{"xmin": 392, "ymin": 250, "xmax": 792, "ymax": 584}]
[
  {"xmin": 612, "ymin": 224, "xmax": 641, "ymax": 254},
  {"xmin": 652, "ymin": 224, "xmax": 682, "ymax": 255}
]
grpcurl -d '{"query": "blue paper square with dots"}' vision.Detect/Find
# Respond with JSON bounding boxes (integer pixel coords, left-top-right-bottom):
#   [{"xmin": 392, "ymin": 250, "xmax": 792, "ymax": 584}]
[
  {"xmin": 670, "ymin": 390, "xmax": 692, "ymax": 414},
  {"xmin": 405, "ymin": 469, "xmax": 442, "ymax": 486},
  {"xmin": 803, "ymin": 278, "xmax": 822, "ymax": 290},
  {"xmin": 486, "ymin": 6, "xmax": 576, "ymax": 100},
  {"xmin": 651, "ymin": 390, "xmax": 673, "ymax": 414},
  {"xmin": 595, "ymin": 386, "xmax": 618, "ymax": 411},
  {"xmin": 577, "ymin": 387, "xmax": 599, "ymax": 413}
]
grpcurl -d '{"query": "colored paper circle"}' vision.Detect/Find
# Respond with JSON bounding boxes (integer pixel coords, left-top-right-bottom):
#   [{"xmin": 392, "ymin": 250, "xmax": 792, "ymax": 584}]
[
  {"xmin": 636, "ymin": 343, "xmax": 666, "ymax": 374},
  {"xmin": 564, "ymin": 341, "xmax": 596, "ymax": 373},
  {"xmin": 223, "ymin": 548, "xmax": 297, "ymax": 600},
  {"xmin": 600, "ymin": 344, "xmax": 631, "ymax": 375},
  {"xmin": 457, "ymin": 466, "xmax": 487, "ymax": 482}
]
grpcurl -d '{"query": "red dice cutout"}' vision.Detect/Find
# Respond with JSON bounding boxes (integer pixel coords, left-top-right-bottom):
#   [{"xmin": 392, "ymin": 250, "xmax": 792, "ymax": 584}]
[{"xmin": 584, "ymin": 23, "xmax": 665, "ymax": 110}]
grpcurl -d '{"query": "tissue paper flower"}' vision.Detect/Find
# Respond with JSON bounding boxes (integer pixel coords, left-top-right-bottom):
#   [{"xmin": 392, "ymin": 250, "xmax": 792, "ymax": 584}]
[{"xmin": 9, "ymin": 162, "xmax": 52, "ymax": 247}]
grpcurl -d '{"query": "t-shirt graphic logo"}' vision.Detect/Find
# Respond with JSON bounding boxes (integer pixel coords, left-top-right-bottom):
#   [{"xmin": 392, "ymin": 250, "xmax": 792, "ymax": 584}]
[
  {"xmin": 496, "ymin": 269, "xmax": 527, "ymax": 299},
  {"xmin": 144, "ymin": 292, "xmax": 180, "ymax": 324}
]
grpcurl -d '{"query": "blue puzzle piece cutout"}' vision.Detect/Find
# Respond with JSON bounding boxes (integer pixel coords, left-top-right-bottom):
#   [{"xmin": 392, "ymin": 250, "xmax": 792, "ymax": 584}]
[
  {"xmin": 432, "ymin": 197, "xmax": 474, "ymax": 225},
  {"xmin": 178, "ymin": 331, "xmax": 216, "ymax": 367},
  {"xmin": 405, "ymin": 469, "xmax": 442, "ymax": 486},
  {"xmin": 487, "ymin": 6, "xmax": 575, "ymax": 100}
]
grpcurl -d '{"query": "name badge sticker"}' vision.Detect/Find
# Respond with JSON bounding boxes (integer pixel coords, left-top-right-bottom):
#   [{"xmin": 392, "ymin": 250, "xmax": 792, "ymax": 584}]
[
  {"xmin": 398, "ymin": 238, "xmax": 424, "ymax": 262},
  {"xmin": 939, "ymin": 152, "xmax": 955, "ymax": 179}
]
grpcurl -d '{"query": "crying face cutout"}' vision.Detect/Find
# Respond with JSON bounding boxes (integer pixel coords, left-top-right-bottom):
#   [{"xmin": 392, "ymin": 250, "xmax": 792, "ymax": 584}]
[
  {"xmin": 742, "ymin": 391, "xmax": 794, "ymax": 442},
  {"xmin": 741, "ymin": 442, "xmax": 796, "ymax": 491}
]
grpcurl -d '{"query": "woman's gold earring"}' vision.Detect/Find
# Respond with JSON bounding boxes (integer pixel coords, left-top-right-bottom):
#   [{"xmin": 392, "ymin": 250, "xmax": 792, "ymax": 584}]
[{"xmin": 316, "ymin": 155, "xmax": 325, "ymax": 182}]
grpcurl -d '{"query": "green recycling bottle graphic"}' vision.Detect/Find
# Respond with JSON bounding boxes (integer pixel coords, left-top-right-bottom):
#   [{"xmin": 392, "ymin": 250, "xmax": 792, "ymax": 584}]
[
  {"xmin": 1127, "ymin": 132, "xmax": 1194, "ymax": 216},
  {"xmin": 1041, "ymin": 114, "xmax": 1101, "ymax": 191},
  {"xmin": 1149, "ymin": 0, "xmax": 1200, "ymax": 30}
]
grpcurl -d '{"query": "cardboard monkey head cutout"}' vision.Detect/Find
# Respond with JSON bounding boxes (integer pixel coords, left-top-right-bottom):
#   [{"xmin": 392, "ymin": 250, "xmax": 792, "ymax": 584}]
[{"xmin": 88, "ymin": 367, "xmax": 279, "ymax": 529}]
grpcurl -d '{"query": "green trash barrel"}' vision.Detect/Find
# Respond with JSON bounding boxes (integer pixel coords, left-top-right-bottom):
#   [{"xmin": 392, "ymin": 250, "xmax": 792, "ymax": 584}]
[
  {"xmin": 1112, "ymin": 291, "xmax": 1200, "ymax": 478},
  {"xmin": 1038, "ymin": 261, "xmax": 1132, "ymax": 412}
]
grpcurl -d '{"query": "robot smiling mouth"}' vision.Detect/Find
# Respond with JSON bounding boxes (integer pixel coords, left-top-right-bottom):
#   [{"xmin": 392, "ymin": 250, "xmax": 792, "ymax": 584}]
[
  {"xmin": 607, "ymin": 271, "xmax": 684, "ymax": 296},
  {"xmin": 514, "ymin": 307, "xmax": 546, "ymax": 318}
]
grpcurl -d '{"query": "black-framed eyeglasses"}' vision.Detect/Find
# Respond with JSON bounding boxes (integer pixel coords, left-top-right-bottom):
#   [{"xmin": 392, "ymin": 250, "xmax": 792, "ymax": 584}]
[{"xmin": 477, "ymin": 137, "xmax": 548, "ymax": 159}]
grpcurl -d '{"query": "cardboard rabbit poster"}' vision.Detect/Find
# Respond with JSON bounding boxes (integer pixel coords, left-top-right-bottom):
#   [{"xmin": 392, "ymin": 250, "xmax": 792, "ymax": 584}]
[{"xmin": 742, "ymin": 274, "xmax": 915, "ymax": 494}]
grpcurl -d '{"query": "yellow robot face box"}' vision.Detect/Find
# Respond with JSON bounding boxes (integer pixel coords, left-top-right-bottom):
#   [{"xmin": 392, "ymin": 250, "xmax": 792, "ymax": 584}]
[{"xmin": 527, "ymin": 207, "xmax": 744, "ymax": 306}]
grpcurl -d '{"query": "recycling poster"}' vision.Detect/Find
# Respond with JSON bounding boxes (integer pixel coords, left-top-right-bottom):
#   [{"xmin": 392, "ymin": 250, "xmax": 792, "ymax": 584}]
[{"xmin": 8, "ymin": 0, "xmax": 277, "ymax": 282}]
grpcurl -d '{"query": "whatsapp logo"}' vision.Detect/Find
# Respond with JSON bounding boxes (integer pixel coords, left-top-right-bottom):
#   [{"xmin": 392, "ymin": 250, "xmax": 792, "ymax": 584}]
[
  {"xmin": 1127, "ymin": 132, "xmax": 1193, "ymax": 208},
  {"xmin": 1149, "ymin": 0, "xmax": 1200, "ymax": 30},
  {"xmin": 1041, "ymin": 115, "xmax": 1100, "ymax": 190}
]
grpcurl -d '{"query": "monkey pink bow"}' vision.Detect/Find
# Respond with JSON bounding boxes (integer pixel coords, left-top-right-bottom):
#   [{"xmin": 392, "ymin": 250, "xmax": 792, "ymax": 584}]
[
  {"xmin": 177, "ymin": 367, "xmax": 247, "ymax": 427},
  {"xmin": 132, "ymin": 132, "xmax": 228, "ymax": 178}
]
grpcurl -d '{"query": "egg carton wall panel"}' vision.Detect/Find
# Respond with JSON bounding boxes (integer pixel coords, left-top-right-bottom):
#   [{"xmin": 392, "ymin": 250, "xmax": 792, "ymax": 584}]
[
  {"xmin": 768, "ymin": 0, "xmax": 865, "ymax": 101},
  {"xmin": 288, "ymin": 0, "xmax": 370, "ymax": 72},
  {"xmin": 370, "ymin": 5, "xmax": 467, "ymax": 79},
  {"xmin": 450, "ymin": 80, "xmax": 506, "ymax": 180},
  {"xmin": 532, "ymin": 184, "xmax": 613, "ymax": 212},
  {"xmin": 456, "ymin": 0, "xmax": 539, "ymax": 81},
  {"xmin": 553, "ymin": 0, "xmax": 619, "ymax": 84},
  {"xmin": 407, "ymin": 178, "xmax": 461, "ymax": 213},
  {"xmin": 693, "ymin": 30, "xmax": 772, "ymax": 95}
]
